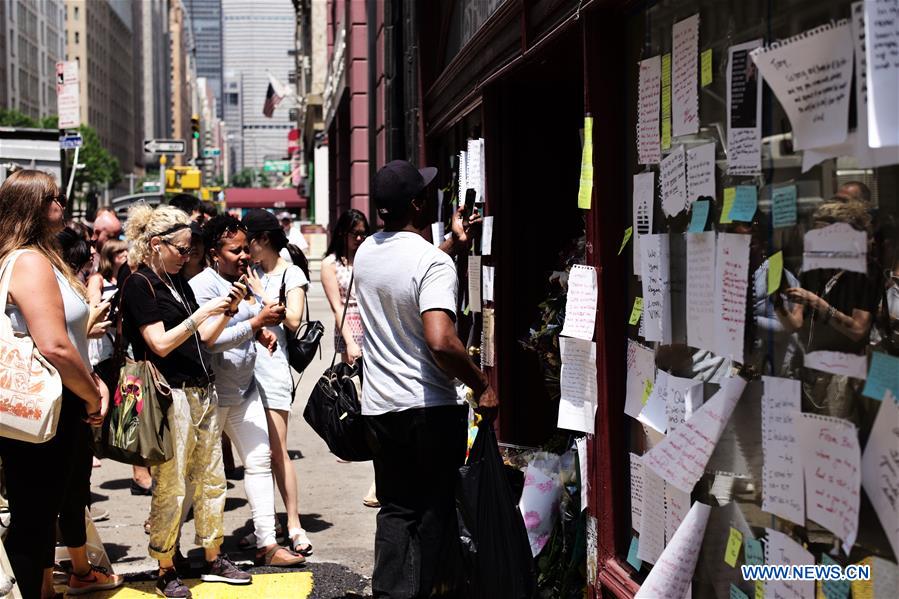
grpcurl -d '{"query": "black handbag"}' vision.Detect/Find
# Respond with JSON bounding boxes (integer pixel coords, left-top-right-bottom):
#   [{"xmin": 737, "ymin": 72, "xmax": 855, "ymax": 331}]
[
  {"xmin": 303, "ymin": 271, "xmax": 372, "ymax": 461},
  {"xmin": 286, "ymin": 274, "xmax": 324, "ymax": 373}
]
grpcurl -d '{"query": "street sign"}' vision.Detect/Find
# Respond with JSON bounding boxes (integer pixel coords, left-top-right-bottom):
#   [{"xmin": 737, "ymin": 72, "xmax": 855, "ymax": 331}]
[
  {"xmin": 142, "ymin": 181, "xmax": 161, "ymax": 192},
  {"xmin": 263, "ymin": 160, "xmax": 291, "ymax": 173},
  {"xmin": 194, "ymin": 157, "xmax": 206, "ymax": 167},
  {"xmin": 203, "ymin": 148, "xmax": 221, "ymax": 157},
  {"xmin": 143, "ymin": 139, "xmax": 186, "ymax": 154},
  {"xmin": 56, "ymin": 61, "xmax": 81, "ymax": 129},
  {"xmin": 59, "ymin": 134, "xmax": 83, "ymax": 150}
]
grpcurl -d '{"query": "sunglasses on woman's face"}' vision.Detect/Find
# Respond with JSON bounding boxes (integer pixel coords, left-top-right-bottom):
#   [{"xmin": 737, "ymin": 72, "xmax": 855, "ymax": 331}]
[
  {"xmin": 162, "ymin": 239, "xmax": 192, "ymax": 256},
  {"xmin": 46, "ymin": 193, "xmax": 67, "ymax": 209}
]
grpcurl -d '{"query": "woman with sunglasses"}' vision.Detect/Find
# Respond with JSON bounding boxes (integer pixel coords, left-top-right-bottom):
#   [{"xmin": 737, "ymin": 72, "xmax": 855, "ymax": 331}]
[
  {"xmin": 121, "ymin": 205, "xmax": 252, "ymax": 597},
  {"xmin": 189, "ymin": 215, "xmax": 304, "ymax": 568},
  {"xmin": 321, "ymin": 209, "xmax": 370, "ymax": 365},
  {"xmin": 0, "ymin": 171, "xmax": 122, "ymax": 598}
]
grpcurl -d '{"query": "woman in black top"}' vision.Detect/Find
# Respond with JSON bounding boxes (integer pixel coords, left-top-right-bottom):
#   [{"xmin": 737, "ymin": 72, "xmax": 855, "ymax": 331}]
[{"xmin": 121, "ymin": 204, "xmax": 252, "ymax": 598}]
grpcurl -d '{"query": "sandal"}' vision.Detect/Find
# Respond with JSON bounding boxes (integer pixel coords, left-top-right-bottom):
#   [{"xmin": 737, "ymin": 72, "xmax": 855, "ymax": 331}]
[
  {"xmin": 255, "ymin": 544, "xmax": 305, "ymax": 567},
  {"xmin": 289, "ymin": 528, "xmax": 313, "ymax": 556},
  {"xmin": 238, "ymin": 522, "xmax": 284, "ymax": 549}
]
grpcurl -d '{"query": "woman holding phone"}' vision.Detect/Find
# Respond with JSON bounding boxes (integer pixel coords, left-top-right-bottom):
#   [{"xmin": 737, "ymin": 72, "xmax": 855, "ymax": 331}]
[
  {"xmin": 189, "ymin": 215, "xmax": 304, "ymax": 568},
  {"xmin": 242, "ymin": 209, "xmax": 314, "ymax": 556}
]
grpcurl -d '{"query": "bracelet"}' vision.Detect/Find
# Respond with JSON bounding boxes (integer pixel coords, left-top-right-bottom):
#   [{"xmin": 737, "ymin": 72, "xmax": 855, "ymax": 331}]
[
  {"xmin": 825, "ymin": 305, "xmax": 837, "ymax": 324},
  {"xmin": 183, "ymin": 317, "xmax": 198, "ymax": 334}
]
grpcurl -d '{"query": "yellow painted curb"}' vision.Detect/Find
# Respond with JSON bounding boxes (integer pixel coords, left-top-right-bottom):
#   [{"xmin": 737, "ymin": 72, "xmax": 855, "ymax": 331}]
[{"xmin": 74, "ymin": 571, "xmax": 314, "ymax": 598}]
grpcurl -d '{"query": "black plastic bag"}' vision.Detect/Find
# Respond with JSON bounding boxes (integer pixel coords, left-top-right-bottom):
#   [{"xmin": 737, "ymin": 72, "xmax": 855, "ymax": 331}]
[{"xmin": 457, "ymin": 423, "xmax": 536, "ymax": 599}]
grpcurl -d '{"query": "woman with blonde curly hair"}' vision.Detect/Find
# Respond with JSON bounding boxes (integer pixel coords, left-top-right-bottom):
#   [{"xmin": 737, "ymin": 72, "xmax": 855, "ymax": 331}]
[
  {"xmin": 0, "ymin": 170, "xmax": 122, "ymax": 598},
  {"xmin": 120, "ymin": 204, "xmax": 253, "ymax": 597}
]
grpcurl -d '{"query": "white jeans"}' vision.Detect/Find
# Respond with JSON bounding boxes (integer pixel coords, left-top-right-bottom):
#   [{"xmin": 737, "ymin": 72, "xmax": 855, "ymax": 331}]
[{"xmin": 218, "ymin": 388, "xmax": 277, "ymax": 548}]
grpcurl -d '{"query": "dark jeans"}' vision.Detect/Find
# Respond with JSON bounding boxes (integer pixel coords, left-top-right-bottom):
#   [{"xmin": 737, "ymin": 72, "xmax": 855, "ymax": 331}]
[
  {"xmin": 366, "ymin": 405, "xmax": 468, "ymax": 599},
  {"xmin": 0, "ymin": 390, "xmax": 92, "ymax": 599}
]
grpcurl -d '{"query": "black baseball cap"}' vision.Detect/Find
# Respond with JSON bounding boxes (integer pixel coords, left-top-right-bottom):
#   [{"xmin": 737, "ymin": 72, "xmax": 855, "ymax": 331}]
[
  {"xmin": 372, "ymin": 160, "xmax": 437, "ymax": 218},
  {"xmin": 242, "ymin": 208, "xmax": 281, "ymax": 234}
]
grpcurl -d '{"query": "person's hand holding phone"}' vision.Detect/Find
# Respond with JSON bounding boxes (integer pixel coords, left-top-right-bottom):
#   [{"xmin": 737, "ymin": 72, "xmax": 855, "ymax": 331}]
[
  {"xmin": 252, "ymin": 302, "xmax": 286, "ymax": 329},
  {"xmin": 226, "ymin": 276, "xmax": 249, "ymax": 314}
]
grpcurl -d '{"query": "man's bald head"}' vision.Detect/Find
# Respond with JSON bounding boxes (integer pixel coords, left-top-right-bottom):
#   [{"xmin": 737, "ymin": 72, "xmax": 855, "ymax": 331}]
[
  {"xmin": 92, "ymin": 210, "xmax": 122, "ymax": 250},
  {"xmin": 836, "ymin": 181, "xmax": 872, "ymax": 205}
]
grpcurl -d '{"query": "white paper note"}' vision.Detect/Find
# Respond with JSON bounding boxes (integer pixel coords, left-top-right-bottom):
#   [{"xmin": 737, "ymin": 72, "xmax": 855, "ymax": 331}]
[
  {"xmin": 861, "ymin": 390, "xmax": 899, "ymax": 559},
  {"xmin": 660, "ymin": 146, "xmax": 688, "ymax": 216},
  {"xmin": 799, "ymin": 413, "xmax": 861, "ymax": 553},
  {"xmin": 803, "ymin": 222, "xmax": 868, "ymax": 274},
  {"xmin": 765, "ymin": 529, "xmax": 814, "ymax": 599},
  {"xmin": 642, "ymin": 377, "xmax": 747, "ymax": 493},
  {"xmin": 467, "ymin": 138, "xmax": 485, "ymax": 203},
  {"xmin": 750, "ymin": 21, "xmax": 853, "ymax": 151},
  {"xmin": 630, "ymin": 452, "xmax": 644, "ymax": 530},
  {"xmin": 481, "ymin": 307, "xmax": 495, "ymax": 367},
  {"xmin": 633, "ymin": 172, "xmax": 655, "ymax": 276},
  {"xmin": 635, "ymin": 502, "xmax": 711, "ymax": 599},
  {"xmin": 672, "ymin": 15, "xmax": 700, "ymax": 137},
  {"xmin": 761, "ymin": 376, "xmax": 805, "ymax": 525},
  {"xmin": 480, "ymin": 215, "xmax": 494, "ymax": 256},
  {"xmin": 625, "ymin": 340, "xmax": 656, "ymax": 419},
  {"xmin": 430, "ymin": 222, "xmax": 445, "ymax": 248},
  {"xmin": 558, "ymin": 338, "xmax": 598, "ymax": 435},
  {"xmin": 638, "ymin": 369, "xmax": 668, "ymax": 434},
  {"xmin": 865, "ymin": 0, "xmax": 899, "ymax": 148},
  {"xmin": 482, "ymin": 266, "xmax": 495, "ymax": 303},
  {"xmin": 637, "ymin": 56, "xmax": 662, "ymax": 165},
  {"xmin": 687, "ymin": 231, "xmax": 717, "ymax": 352},
  {"xmin": 664, "ymin": 374, "xmax": 704, "ymax": 434},
  {"xmin": 713, "ymin": 233, "xmax": 751, "ymax": 361},
  {"xmin": 458, "ymin": 150, "xmax": 468, "ymax": 197},
  {"xmin": 664, "ymin": 483, "xmax": 691, "ymax": 545},
  {"xmin": 686, "ymin": 142, "xmax": 716, "ymax": 202},
  {"xmin": 637, "ymin": 467, "xmax": 666, "ymax": 564},
  {"xmin": 640, "ymin": 234, "xmax": 672, "ymax": 344},
  {"xmin": 805, "ymin": 350, "xmax": 868, "ymax": 380},
  {"xmin": 576, "ymin": 437, "xmax": 589, "ymax": 512},
  {"xmin": 727, "ymin": 39, "xmax": 765, "ymax": 175},
  {"xmin": 467, "ymin": 256, "xmax": 481, "ymax": 313},
  {"xmin": 560, "ymin": 265, "xmax": 598, "ymax": 340}
]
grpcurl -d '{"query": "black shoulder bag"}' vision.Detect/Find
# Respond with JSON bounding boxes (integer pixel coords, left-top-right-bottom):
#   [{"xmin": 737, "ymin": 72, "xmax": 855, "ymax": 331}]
[
  {"xmin": 303, "ymin": 270, "xmax": 372, "ymax": 461},
  {"xmin": 285, "ymin": 271, "xmax": 325, "ymax": 373}
]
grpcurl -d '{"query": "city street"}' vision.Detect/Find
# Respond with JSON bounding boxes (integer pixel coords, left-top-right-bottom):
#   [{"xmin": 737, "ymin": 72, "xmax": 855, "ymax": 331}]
[{"xmin": 84, "ymin": 269, "xmax": 376, "ymax": 598}]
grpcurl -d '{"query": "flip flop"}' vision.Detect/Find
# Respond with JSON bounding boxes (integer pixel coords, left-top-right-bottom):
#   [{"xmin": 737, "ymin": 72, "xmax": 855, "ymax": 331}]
[
  {"xmin": 255, "ymin": 545, "xmax": 305, "ymax": 567},
  {"xmin": 289, "ymin": 528, "xmax": 313, "ymax": 557}
]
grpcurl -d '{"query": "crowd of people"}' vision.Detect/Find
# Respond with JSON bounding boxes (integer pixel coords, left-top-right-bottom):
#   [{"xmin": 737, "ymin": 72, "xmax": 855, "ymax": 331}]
[{"xmin": 0, "ymin": 160, "xmax": 500, "ymax": 599}]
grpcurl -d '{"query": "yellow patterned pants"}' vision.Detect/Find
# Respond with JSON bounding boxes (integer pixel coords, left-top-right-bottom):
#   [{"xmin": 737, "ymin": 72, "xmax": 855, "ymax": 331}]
[{"xmin": 148, "ymin": 385, "xmax": 226, "ymax": 560}]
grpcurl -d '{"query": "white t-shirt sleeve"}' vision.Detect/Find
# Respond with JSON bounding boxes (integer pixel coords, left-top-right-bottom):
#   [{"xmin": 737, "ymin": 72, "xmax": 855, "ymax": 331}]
[
  {"xmin": 418, "ymin": 254, "xmax": 457, "ymax": 316},
  {"xmin": 284, "ymin": 264, "xmax": 309, "ymax": 291}
]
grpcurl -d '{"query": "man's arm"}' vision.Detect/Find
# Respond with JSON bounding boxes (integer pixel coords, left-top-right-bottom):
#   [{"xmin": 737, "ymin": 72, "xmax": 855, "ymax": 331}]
[{"xmin": 422, "ymin": 309, "xmax": 498, "ymax": 416}]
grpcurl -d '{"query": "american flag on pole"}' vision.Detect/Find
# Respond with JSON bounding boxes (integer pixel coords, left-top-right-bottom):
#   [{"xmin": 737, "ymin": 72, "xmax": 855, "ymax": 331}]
[{"xmin": 262, "ymin": 74, "xmax": 284, "ymax": 118}]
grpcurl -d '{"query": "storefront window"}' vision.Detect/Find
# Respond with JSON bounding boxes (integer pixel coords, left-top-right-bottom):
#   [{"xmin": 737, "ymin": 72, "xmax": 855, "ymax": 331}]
[{"xmin": 623, "ymin": 0, "xmax": 898, "ymax": 596}]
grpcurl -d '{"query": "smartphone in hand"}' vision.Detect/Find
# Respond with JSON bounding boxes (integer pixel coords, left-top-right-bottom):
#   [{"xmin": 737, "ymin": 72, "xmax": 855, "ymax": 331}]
[
  {"xmin": 463, "ymin": 189, "xmax": 477, "ymax": 222},
  {"xmin": 278, "ymin": 280, "xmax": 287, "ymax": 305}
]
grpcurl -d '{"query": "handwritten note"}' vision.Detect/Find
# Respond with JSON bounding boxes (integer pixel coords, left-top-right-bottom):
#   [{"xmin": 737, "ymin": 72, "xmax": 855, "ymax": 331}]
[
  {"xmin": 619, "ymin": 226, "xmax": 633, "ymax": 255},
  {"xmin": 686, "ymin": 231, "xmax": 717, "ymax": 352},
  {"xmin": 627, "ymin": 536, "xmax": 643, "ymax": 571},
  {"xmin": 633, "ymin": 172, "xmax": 655, "ymax": 275},
  {"xmin": 851, "ymin": 555, "xmax": 899, "ymax": 599},
  {"xmin": 664, "ymin": 374, "xmax": 703, "ymax": 434},
  {"xmin": 803, "ymin": 223, "xmax": 868, "ymax": 274},
  {"xmin": 772, "ymin": 185, "xmax": 798, "ymax": 228},
  {"xmin": 805, "ymin": 350, "xmax": 868, "ymax": 380},
  {"xmin": 861, "ymin": 390, "xmax": 899, "ymax": 560},
  {"xmin": 467, "ymin": 256, "xmax": 482, "ymax": 313},
  {"xmin": 687, "ymin": 142, "xmax": 716, "ymax": 203},
  {"xmin": 640, "ymin": 234, "xmax": 672, "ymax": 344},
  {"xmin": 634, "ymin": 502, "xmax": 711, "ymax": 599},
  {"xmin": 762, "ymin": 376, "xmax": 806, "ymax": 525},
  {"xmin": 578, "ymin": 116, "xmax": 594, "ymax": 209},
  {"xmin": 576, "ymin": 436, "xmax": 588, "ymax": 511},
  {"xmin": 744, "ymin": 538, "xmax": 764, "ymax": 565},
  {"xmin": 727, "ymin": 40, "xmax": 764, "ymax": 175},
  {"xmin": 560, "ymin": 265, "xmax": 597, "ymax": 340},
  {"xmin": 637, "ymin": 56, "xmax": 662, "ymax": 165},
  {"xmin": 799, "ymin": 413, "xmax": 861, "ymax": 552},
  {"xmin": 862, "ymin": 352, "xmax": 899, "ymax": 401},
  {"xmin": 558, "ymin": 338, "xmax": 598, "ymax": 434},
  {"xmin": 865, "ymin": 0, "xmax": 899, "ymax": 148},
  {"xmin": 766, "ymin": 529, "xmax": 814, "ymax": 599},
  {"xmin": 714, "ymin": 233, "xmax": 751, "ymax": 361},
  {"xmin": 751, "ymin": 21, "xmax": 853, "ymax": 150},
  {"xmin": 638, "ymin": 369, "xmax": 668, "ymax": 434},
  {"xmin": 725, "ymin": 527, "xmax": 744, "ymax": 567},
  {"xmin": 819, "ymin": 554, "xmax": 850, "ymax": 599},
  {"xmin": 768, "ymin": 251, "xmax": 784, "ymax": 295},
  {"xmin": 730, "ymin": 186, "xmax": 758, "ymax": 222},
  {"xmin": 480, "ymin": 215, "xmax": 493, "ymax": 255},
  {"xmin": 637, "ymin": 466, "xmax": 666, "ymax": 564},
  {"xmin": 630, "ymin": 452, "xmax": 644, "ymax": 530},
  {"xmin": 661, "ymin": 146, "xmax": 688, "ymax": 216},
  {"xmin": 672, "ymin": 14, "xmax": 700, "ymax": 137},
  {"xmin": 482, "ymin": 265, "xmax": 494, "ymax": 303},
  {"xmin": 664, "ymin": 483, "xmax": 691, "ymax": 545},
  {"xmin": 661, "ymin": 53, "xmax": 672, "ymax": 150},
  {"xmin": 701, "ymin": 49, "xmax": 713, "ymax": 86},
  {"xmin": 642, "ymin": 377, "xmax": 747, "ymax": 493},
  {"xmin": 481, "ymin": 307, "xmax": 495, "ymax": 367},
  {"xmin": 629, "ymin": 297, "xmax": 644, "ymax": 325},
  {"xmin": 430, "ymin": 222, "xmax": 445, "ymax": 247},
  {"xmin": 721, "ymin": 187, "xmax": 736, "ymax": 223},
  {"xmin": 625, "ymin": 340, "xmax": 656, "ymax": 419},
  {"xmin": 688, "ymin": 200, "xmax": 710, "ymax": 233}
]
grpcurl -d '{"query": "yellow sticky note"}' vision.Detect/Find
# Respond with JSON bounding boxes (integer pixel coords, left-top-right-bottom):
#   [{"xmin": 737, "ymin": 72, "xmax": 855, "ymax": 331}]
[
  {"xmin": 701, "ymin": 49, "xmax": 713, "ymax": 87},
  {"xmin": 724, "ymin": 527, "xmax": 743, "ymax": 567},
  {"xmin": 850, "ymin": 557, "xmax": 873, "ymax": 599},
  {"xmin": 721, "ymin": 187, "xmax": 736, "ymax": 224},
  {"xmin": 629, "ymin": 297, "xmax": 644, "ymax": 325},
  {"xmin": 578, "ymin": 117, "xmax": 594, "ymax": 209},
  {"xmin": 767, "ymin": 251, "xmax": 783, "ymax": 296},
  {"xmin": 755, "ymin": 580, "xmax": 764, "ymax": 599},
  {"xmin": 619, "ymin": 226, "xmax": 633, "ymax": 255},
  {"xmin": 661, "ymin": 53, "xmax": 672, "ymax": 150},
  {"xmin": 641, "ymin": 379, "xmax": 653, "ymax": 405}
]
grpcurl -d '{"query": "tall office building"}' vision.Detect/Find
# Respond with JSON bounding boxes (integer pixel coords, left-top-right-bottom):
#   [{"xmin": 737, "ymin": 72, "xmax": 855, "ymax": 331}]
[
  {"xmin": 141, "ymin": 0, "xmax": 172, "ymax": 165},
  {"xmin": 183, "ymin": 0, "xmax": 223, "ymax": 119},
  {"xmin": 170, "ymin": 0, "xmax": 197, "ymax": 166},
  {"xmin": 222, "ymin": 0, "xmax": 295, "ymax": 175},
  {"xmin": 1, "ymin": 0, "xmax": 66, "ymax": 120}
]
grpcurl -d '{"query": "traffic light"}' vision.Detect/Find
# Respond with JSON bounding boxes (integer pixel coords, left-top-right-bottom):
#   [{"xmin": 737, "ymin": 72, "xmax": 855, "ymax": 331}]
[{"xmin": 190, "ymin": 115, "xmax": 200, "ymax": 141}]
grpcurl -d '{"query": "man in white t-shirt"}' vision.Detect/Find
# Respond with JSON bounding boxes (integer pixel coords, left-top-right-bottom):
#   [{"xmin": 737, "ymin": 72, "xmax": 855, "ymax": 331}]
[{"xmin": 354, "ymin": 160, "xmax": 497, "ymax": 598}]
